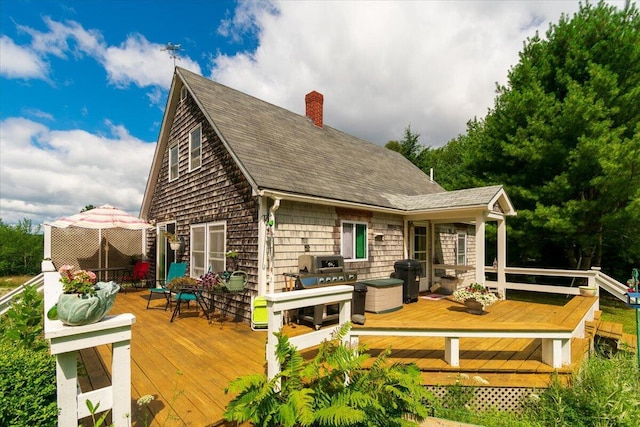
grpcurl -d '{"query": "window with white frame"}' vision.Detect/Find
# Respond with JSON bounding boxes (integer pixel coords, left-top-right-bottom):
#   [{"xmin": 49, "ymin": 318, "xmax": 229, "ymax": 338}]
[
  {"xmin": 180, "ymin": 86, "xmax": 187, "ymax": 101},
  {"xmin": 189, "ymin": 125, "xmax": 201, "ymax": 171},
  {"xmin": 169, "ymin": 143, "xmax": 179, "ymax": 181},
  {"xmin": 341, "ymin": 221, "xmax": 368, "ymax": 261},
  {"xmin": 457, "ymin": 232, "xmax": 467, "ymax": 265},
  {"xmin": 191, "ymin": 222, "xmax": 225, "ymax": 277}
]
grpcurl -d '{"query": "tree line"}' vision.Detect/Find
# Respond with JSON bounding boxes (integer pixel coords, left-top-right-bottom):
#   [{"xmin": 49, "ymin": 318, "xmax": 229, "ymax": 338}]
[
  {"xmin": 387, "ymin": 1, "xmax": 639, "ymax": 280},
  {"xmin": 0, "ymin": 219, "xmax": 44, "ymax": 276}
]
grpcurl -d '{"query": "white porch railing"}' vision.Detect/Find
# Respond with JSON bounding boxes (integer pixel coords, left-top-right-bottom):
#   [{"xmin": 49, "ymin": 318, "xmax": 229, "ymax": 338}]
[
  {"xmin": 0, "ymin": 272, "xmax": 44, "ymax": 316},
  {"xmin": 42, "ymin": 260, "xmax": 135, "ymax": 427},
  {"xmin": 264, "ymin": 285, "xmax": 353, "ymax": 379},
  {"xmin": 486, "ymin": 266, "xmax": 629, "ymax": 305}
]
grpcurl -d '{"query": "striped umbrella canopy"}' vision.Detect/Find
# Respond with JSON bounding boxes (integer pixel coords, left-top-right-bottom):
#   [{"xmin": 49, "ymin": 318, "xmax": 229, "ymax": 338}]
[
  {"xmin": 46, "ymin": 204, "xmax": 153, "ymax": 274},
  {"xmin": 47, "ymin": 204, "xmax": 152, "ymax": 230}
]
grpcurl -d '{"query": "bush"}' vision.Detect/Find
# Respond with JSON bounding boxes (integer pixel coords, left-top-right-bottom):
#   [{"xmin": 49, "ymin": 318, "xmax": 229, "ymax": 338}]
[
  {"xmin": 523, "ymin": 349, "xmax": 640, "ymax": 426},
  {"xmin": 0, "ymin": 339, "xmax": 57, "ymax": 426},
  {"xmin": 224, "ymin": 323, "xmax": 434, "ymax": 427},
  {"xmin": 0, "ymin": 285, "xmax": 47, "ymax": 351}
]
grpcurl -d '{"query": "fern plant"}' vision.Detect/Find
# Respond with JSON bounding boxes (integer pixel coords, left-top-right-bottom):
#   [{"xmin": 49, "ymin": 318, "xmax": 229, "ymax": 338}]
[{"xmin": 224, "ymin": 323, "xmax": 433, "ymax": 427}]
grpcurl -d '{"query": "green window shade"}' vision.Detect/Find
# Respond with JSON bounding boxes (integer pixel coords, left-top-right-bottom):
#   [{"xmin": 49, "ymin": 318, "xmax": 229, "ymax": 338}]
[{"xmin": 355, "ymin": 223, "xmax": 366, "ymax": 259}]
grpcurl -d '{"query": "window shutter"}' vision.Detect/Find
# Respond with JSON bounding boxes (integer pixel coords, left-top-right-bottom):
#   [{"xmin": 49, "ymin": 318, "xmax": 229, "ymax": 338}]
[{"xmin": 355, "ymin": 223, "xmax": 366, "ymax": 259}]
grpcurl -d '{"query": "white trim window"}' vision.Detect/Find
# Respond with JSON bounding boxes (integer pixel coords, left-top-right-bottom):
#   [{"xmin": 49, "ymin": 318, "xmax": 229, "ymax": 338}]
[
  {"xmin": 180, "ymin": 86, "xmax": 187, "ymax": 101},
  {"xmin": 169, "ymin": 143, "xmax": 179, "ymax": 181},
  {"xmin": 189, "ymin": 124, "xmax": 202, "ymax": 171},
  {"xmin": 191, "ymin": 222, "xmax": 226, "ymax": 277},
  {"xmin": 457, "ymin": 232, "xmax": 467, "ymax": 265},
  {"xmin": 341, "ymin": 221, "xmax": 368, "ymax": 261}
]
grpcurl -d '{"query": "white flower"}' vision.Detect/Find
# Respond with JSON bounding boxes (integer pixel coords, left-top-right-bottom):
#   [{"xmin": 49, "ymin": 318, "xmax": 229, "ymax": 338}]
[
  {"xmin": 473, "ymin": 375, "xmax": 489, "ymax": 385},
  {"xmin": 453, "ymin": 283, "xmax": 498, "ymax": 307},
  {"xmin": 137, "ymin": 394, "xmax": 155, "ymax": 407}
]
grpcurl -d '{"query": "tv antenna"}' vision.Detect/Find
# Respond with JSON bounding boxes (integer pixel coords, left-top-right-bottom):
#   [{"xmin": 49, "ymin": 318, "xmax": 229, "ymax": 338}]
[{"xmin": 161, "ymin": 42, "xmax": 183, "ymax": 66}]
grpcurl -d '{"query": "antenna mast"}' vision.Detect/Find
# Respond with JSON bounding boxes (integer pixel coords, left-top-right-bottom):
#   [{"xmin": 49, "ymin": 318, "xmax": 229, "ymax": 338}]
[{"xmin": 161, "ymin": 42, "xmax": 182, "ymax": 66}]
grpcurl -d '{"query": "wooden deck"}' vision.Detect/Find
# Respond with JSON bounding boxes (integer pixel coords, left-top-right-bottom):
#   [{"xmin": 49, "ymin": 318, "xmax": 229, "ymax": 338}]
[{"xmin": 81, "ymin": 289, "xmax": 597, "ymax": 427}]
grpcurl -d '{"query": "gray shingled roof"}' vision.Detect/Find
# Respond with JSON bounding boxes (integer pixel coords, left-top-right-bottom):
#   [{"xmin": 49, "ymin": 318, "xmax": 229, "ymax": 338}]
[
  {"xmin": 383, "ymin": 185, "xmax": 505, "ymax": 211},
  {"xmin": 178, "ymin": 67, "xmax": 446, "ymax": 210}
]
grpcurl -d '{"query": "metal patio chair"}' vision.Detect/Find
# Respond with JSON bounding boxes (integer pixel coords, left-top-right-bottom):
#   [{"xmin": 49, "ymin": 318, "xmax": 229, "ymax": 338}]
[{"xmin": 146, "ymin": 262, "xmax": 187, "ymax": 310}]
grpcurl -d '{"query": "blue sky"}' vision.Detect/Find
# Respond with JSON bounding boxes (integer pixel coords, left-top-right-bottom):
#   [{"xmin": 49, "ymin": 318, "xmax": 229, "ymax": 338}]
[{"xmin": 0, "ymin": 0, "xmax": 630, "ymax": 226}]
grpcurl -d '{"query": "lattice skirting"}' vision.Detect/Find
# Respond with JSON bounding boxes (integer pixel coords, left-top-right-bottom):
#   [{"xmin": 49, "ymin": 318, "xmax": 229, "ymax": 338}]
[{"xmin": 427, "ymin": 385, "xmax": 539, "ymax": 412}]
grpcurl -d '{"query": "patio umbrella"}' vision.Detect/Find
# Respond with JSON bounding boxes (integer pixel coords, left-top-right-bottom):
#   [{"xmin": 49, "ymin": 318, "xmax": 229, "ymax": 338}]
[{"xmin": 47, "ymin": 204, "xmax": 153, "ymax": 273}]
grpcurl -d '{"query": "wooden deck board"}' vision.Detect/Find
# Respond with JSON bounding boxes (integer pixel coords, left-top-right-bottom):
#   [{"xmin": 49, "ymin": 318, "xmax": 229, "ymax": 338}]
[{"xmin": 77, "ymin": 290, "xmax": 598, "ymax": 426}]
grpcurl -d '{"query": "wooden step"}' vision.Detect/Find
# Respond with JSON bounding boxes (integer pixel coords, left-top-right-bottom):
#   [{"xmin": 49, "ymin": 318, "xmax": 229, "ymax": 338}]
[
  {"xmin": 584, "ymin": 320, "xmax": 598, "ymax": 336},
  {"xmin": 619, "ymin": 333, "xmax": 638, "ymax": 352},
  {"xmin": 596, "ymin": 321, "xmax": 623, "ymax": 340}
]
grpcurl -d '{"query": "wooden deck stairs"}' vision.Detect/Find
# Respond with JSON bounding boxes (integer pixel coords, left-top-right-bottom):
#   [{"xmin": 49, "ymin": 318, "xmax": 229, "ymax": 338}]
[{"xmin": 590, "ymin": 310, "xmax": 637, "ymax": 353}]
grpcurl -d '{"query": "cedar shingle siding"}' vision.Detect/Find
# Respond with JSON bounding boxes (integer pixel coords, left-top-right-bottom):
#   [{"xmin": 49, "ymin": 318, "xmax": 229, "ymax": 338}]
[{"xmin": 147, "ymin": 92, "xmax": 258, "ymax": 320}]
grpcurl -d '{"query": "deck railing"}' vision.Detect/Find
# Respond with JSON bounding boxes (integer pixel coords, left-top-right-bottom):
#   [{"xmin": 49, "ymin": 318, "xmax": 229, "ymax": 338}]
[
  {"xmin": 485, "ymin": 266, "xmax": 628, "ymax": 304},
  {"xmin": 264, "ymin": 285, "xmax": 353, "ymax": 379},
  {"xmin": 42, "ymin": 260, "xmax": 135, "ymax": 427},
  {"xmin": 0, "ymin": 272, "xmax": 44, "ymax": 316}
]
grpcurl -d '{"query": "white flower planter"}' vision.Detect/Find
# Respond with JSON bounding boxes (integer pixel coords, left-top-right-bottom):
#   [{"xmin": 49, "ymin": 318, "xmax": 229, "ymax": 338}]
[{"xmin": 578, "ymin": 286, "xmax": 597, "ymax": 297}]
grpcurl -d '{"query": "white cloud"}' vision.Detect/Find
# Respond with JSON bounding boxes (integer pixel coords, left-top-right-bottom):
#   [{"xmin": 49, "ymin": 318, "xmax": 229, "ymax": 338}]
[
  {"xmin": 0, "ymin": 117, "xmax": 155, "ymax": 225},
  {"xmin": 101, "ymin": 35, "xmax": 202, "ymax": 88},
  {"xmin": 0, "ymin": 35, "xmax": 49, "ymax": 80},
  {"xmin": 210, "ymin": 0, "xmax": 593, "ymax": 147},
  {"xmin": 7, "ymin": 17, "xmax": 202, "ymax": 98}
]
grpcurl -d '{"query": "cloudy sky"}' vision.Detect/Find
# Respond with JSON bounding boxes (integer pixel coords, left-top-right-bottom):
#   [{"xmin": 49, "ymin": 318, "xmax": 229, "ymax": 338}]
[{"xmin": 0, "ymin": 0, "xmax": 630, "ymax": 226}]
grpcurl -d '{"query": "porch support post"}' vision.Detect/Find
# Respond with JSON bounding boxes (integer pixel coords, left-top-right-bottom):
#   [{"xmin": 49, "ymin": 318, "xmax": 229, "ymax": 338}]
[
  {"xmin": 497, "ymin": 218, "xmax": 507, "ymax": 285},
  {"xmin": 257, "ymin": 196, "xmax": 268, "ymax": 295},
  {"xmin": 44, "ymin": 224, "xmax": 52, "ymax": 259},
  {"xmin": 475, "ymin": 213, "xmax": 485, "ymax": 284},
  {"xmin": 444, "ymin": 337, "xmax": 460, "ymax": 366}
]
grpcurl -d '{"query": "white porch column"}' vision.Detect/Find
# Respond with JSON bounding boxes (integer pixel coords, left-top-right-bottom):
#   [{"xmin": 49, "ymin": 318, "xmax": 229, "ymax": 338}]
[
  {"xmin": 257, "ymin": 196, "xmax": 268, "ymax": 295},
  {"xmin": 475, "ymin": 213, "xmax": 485, "ymax": 283},
  {"xmin": 44, "ymin": 224, "xmax": 52, "ymax": 259},
  {"xmin": 497, "ymin": 218, "xmax": 507, "ymax": 285}
]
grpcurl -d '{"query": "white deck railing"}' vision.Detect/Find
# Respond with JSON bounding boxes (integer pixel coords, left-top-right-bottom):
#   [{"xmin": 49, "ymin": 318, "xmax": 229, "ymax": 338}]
[
  {"xmin": 0, "ymin": 272, "xmax": 44, "ymax": 316},
  {"xmin": 42, "ymin": 260, "xmax": 135, "ymax": 427},
  {"xmin": 486, "ymin": 266, "xmax": 628, "ymax": 305},
  {"xmin": 264, "ymin": 285, "xmax": 353, "ymax": 379}
]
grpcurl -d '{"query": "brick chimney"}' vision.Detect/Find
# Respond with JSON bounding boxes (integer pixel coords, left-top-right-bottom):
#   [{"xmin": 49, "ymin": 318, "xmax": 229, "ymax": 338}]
[{"xmin": 305, "ymin": 91, "xmax": 323, "ymax": 128}]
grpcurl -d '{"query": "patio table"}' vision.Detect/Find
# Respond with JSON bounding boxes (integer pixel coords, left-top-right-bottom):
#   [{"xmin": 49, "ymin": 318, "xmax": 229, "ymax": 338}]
[{"xmin": 170, "ymin": 285, "xmax": 210, "ymax": 322}]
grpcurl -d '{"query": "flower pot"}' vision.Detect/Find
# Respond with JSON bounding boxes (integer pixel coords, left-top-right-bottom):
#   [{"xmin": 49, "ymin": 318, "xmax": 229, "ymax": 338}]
[
  {"xmin": 464, "ymin": 298, "xmax": 484, "ymax": 315},
  {"xmin": 170, "ymin": 242, "xmax": 181, "ymax": 251},
  {"xmin": 578, "ymin": 286, "xmax": 597, "ymax": 297},
  {"xmin": 56, "ymin": 281, "xmax": 120, "ymax": 326}
]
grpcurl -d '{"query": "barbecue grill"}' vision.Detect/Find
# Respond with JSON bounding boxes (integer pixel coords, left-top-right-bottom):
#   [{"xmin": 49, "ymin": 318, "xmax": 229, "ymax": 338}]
[{"xmin": 285, "ymin": 254, "xmax": 357, "ymax": 329}]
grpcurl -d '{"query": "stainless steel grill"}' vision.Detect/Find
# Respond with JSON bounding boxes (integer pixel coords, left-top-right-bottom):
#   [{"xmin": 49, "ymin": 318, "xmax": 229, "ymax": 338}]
[{"xmin": 286, "ymin": 254, "xmax": 357, "ymax": 329}]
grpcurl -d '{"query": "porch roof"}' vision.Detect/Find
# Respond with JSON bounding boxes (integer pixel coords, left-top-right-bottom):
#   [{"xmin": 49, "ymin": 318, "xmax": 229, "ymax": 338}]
[{"xmin": 384, "ymin": 184, "xmax": 516, "ymax": 217}]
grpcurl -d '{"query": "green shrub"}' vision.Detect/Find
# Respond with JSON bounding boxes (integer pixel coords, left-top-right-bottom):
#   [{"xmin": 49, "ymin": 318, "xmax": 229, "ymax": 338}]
[
  {"xmin": 0, "ymin": 338, "xmax": 57, "ymax": 426},
  {"xmin": 0, "ymin": 284, "xmax": 46, "ymax": 351},
  {"xmin": 523, "ymin": 349, "xmax": 640, "ymax": 426},
  {"xmin": 224, "ymin": 323, "xmax": 434, "ymax": 427}
]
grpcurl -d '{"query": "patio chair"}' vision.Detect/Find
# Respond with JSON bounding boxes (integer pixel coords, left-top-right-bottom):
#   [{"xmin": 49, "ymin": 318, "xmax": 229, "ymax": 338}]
[
  {"xmin": 146, "ymin": 262, "xmax": 187, "ymax": 310},
  {"xmin": 121, "ymin": 261, "xmax": 150, "ymax": 292},
  {"xmin": 251, "ymin": 295, "xmax": 268, "ymax": 330}
]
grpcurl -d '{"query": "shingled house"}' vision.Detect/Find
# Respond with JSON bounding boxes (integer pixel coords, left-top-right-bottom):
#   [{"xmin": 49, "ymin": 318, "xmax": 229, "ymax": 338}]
[{"xmin": 141, "ymin": 67, "xmax": 515, "ymax": 319}]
